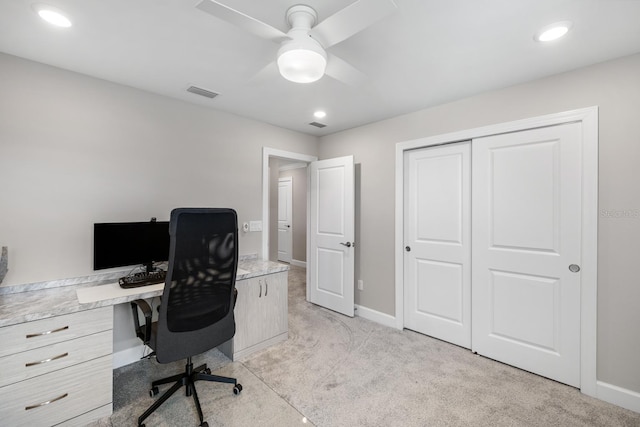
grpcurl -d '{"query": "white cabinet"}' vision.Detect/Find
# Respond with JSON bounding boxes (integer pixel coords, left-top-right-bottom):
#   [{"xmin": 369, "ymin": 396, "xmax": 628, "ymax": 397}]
[
  {"xmin": 221, "ymin": 271, "xmax": 288, "ymax": 360},
  {"xmin": 0, "ymin": 306, "xmax": 113, "ymax": 426}
]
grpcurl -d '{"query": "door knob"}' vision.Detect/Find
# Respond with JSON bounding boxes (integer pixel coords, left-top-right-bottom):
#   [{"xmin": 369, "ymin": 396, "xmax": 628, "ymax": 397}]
[
  {"xmin": 569, "ymin": 264, "xmax": 580, "ymax": 273},
  {"xmin": 340, "ymin": 242, "xmax": 352, "ymax": 248},
  {"xmin": 405, "ymin": 246, "xmax": 411, "ymax": 252},
  {"xmin": 286, "ymin": 224, "xmax": 290, "ymax": 228}
]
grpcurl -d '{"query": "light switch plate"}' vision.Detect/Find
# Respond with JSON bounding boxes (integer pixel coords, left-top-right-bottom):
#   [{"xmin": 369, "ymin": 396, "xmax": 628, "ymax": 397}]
[{"xmin": 249, "ymin": 220, "xmax": 262, "ymax": 232}]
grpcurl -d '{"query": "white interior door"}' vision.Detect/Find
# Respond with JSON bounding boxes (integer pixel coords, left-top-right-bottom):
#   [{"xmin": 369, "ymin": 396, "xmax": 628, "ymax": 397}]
[
  {"xmin": 308, "ymin": 155, "xmax": 355, "ymax": 317},
  {"xmin": 404, "ymin": 142, "xmax": 471, "ymax": 348},
  {"xmin": 472, "ymin": 123, "xmax": 582, "ymax": 387},
  {"xmin": 277, "ymin": 177, "xmax": 293, "ymax": 263}
]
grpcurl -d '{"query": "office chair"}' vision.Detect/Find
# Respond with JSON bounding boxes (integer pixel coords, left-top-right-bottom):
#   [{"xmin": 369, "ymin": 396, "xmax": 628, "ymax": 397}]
[{"xmin": 130, "ymin": 208, "xmax": 242, "ymax": 427}]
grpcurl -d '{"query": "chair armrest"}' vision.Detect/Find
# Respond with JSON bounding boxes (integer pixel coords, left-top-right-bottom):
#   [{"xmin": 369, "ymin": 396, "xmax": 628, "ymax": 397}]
[{"xmin": 131, "ymin": 299, "xmax": 153, "ymax": 344}]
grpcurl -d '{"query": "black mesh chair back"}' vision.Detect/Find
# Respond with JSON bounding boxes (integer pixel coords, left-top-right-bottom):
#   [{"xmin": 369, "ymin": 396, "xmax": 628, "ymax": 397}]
[{"xmin": 154, "ymin": 207, "xmax": 238, "ymax": 364}]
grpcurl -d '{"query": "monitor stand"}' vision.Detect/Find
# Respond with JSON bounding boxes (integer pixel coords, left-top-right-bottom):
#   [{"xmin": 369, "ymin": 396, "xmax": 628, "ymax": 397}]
[{"xmin": 143, "ymin": 262, "xmax": 155, "ymax": 274}]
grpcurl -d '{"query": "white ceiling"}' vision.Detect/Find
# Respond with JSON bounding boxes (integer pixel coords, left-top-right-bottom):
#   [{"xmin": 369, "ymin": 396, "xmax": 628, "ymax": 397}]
[{"xmin": 1, "ymin": 0, "xmax": 640, "ymax": 136}]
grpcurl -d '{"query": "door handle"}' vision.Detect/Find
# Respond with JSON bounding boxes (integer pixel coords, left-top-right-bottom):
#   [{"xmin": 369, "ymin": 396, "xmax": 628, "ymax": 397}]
[
  {"xmin": 340, "ymin": 242, "xmax": 352, "ymax": 248},
  {"xmin": 569, "ymin": 264, "xmax": 580, "ymax": 273}
]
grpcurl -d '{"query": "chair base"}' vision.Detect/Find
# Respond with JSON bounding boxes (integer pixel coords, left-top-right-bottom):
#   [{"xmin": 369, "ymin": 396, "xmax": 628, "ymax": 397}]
[{"xmin": 138, "ymin": 356, "xmax": 242, "ymax": 427}]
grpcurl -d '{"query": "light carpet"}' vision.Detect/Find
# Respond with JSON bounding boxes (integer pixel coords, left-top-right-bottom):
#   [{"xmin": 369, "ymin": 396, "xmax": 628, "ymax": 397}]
[{"xmin": 98, "ymin": 266, "xmax": 640, "ymax": 426}]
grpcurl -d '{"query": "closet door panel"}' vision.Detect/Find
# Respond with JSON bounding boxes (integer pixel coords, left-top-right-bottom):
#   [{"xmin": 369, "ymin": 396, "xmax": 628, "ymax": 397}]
[
  {"xmin": 404, "ymin": 142, "xmax": 471, "ymax": 348},
  {"xmin": 472, "ymin": 123, "xmax": 582, "ymax": 387}
]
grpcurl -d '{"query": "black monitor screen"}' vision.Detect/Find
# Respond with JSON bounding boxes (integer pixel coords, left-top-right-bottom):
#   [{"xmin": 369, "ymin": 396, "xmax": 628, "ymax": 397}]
[{"xmin": 93, "ymin": 221, "xmax": 170, "ymax": 271}]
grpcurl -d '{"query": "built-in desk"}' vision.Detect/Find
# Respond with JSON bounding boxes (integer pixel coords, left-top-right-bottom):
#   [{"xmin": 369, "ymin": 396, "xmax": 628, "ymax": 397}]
[{"xmin": 0, "ymin": 259, "xmax": 289, "ymax": 426}]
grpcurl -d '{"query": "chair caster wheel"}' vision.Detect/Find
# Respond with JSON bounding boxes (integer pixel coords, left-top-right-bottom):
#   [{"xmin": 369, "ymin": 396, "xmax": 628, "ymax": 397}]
[
  {"xmin": 149, "ymin": 386, "xmax": 159, "ymax": 397},
  {"xmin": 233, "ymin": 383, "xmax": 243, "ymax": 395}
]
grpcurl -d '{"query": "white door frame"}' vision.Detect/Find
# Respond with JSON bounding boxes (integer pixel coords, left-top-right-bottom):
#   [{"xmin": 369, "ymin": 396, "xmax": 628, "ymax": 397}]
[
  {"xmin": 395, "ymin": 107, "xmax": 598, "ymax": 397},
  {"xmin": 262, "ymin": 147, "xmax": 317, "ymax": 263}
]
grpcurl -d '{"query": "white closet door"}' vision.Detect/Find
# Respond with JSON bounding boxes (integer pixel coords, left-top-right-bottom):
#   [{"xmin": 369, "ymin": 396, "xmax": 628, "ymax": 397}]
[
  {"xmin": 472, "ymin": 123, "xmax": 582, "ymax": 387},
  {"xmin": 404, "ymin": 142, "xmax": 471, "ymax": 348}
]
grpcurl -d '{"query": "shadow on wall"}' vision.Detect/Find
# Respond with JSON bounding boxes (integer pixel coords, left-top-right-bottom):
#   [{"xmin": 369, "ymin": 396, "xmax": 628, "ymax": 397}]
[{"xmin": 0, "ymin": 247, "xmax": 7, "ymax": 284}]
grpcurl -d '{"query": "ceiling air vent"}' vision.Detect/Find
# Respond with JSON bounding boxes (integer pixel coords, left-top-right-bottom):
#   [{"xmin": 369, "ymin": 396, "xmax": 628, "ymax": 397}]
[
  {"xmin": 187, "ymin": 85, "xmax": 218, "ymax": 99},
  {"xmin": 309, "ymin": 121, "xmax": 327, "ymax": 128}
]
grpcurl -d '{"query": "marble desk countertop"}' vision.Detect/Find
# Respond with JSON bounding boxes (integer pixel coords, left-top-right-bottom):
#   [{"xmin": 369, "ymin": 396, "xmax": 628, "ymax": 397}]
[{"xmin": 0, "ymin": 259, "xmax": 289, "ymax": 328}]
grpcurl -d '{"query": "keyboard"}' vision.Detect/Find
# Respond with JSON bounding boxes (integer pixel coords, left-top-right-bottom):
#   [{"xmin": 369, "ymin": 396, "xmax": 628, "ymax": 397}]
[{"xmin": 119, "ymin": 270, "xmax": 166, "ymax": 289}]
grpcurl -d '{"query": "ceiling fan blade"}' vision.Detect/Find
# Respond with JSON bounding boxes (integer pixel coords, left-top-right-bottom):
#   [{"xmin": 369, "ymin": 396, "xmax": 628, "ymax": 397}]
[
  {"xmin": 248, "ymin": 61, "xmax": 279, "ymax": 85},
  {"xmin": 310, "ymin": 0, "xmax": 397, "ymax": 48},
  {"xmin": 196, "ymin": 0, "xmax": 289, "ymax": 42},
  {"xmin": 324, "ymin": 53, "xmax": 367, "ymax": 86}
]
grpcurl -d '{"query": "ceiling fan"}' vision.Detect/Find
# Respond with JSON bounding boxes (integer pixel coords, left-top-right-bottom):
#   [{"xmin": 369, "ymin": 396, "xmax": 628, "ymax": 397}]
[{"xmin": 196, "ymin": 0, "xmax": 397, "ymax": 84}]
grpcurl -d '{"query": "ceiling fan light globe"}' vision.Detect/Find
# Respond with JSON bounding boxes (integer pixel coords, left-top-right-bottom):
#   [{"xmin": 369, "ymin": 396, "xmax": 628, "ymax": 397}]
[{"xmin": 277, "ymin": 48, "xmax": 327, "ymax": 83}]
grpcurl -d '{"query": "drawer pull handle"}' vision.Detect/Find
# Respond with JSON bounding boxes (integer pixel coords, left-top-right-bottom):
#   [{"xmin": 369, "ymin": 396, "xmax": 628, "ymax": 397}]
[
  {"xmin": 258, "ymin": 280, "xmax": 262, "ymax": 298},
  {"xmin": 26, "ymin": 325, "xmax": 69, "ymax": 338},
  {"xmin": 25, "ymin": 393, "xmax": 68, "ymax": 410},
  {"xmin": 26, "ymin": 352, "xmax": 69, "ymax": 367},
  {"xmin": 265, "ymin": 280, "xmax": 268, "ymax": 296}
]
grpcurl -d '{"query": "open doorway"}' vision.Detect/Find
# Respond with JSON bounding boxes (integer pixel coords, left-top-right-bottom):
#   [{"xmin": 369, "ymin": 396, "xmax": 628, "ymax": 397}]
[
  {"xmin": 261, "ymin": 148, "xmax": 317, "ymax": 265},
  {"xmin": 272, "ymin": 163, "xmax": 307, "ymax": 266}
]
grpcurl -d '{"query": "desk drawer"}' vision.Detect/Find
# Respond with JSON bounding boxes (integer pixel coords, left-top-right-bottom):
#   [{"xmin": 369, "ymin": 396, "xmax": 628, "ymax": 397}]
[
  {"xmin": 0, "ymin": 306, "xmax": 112, "ymax": 357},
  {"xmin": 0, "ymin": 330, "xmax": 113, "ymax": 387},
  {"xmin": 0, "ymin": 355, "xmax": 112, "ymax": 426}
]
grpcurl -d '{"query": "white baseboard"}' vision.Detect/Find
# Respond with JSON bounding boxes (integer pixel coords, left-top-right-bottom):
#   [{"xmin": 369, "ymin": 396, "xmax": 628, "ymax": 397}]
[
  {"xmin": 597, "ymin": 381, "xmax": 640, "ymax": 413},
  {"xmin": 354, "ymin": 304, "xmax": 397, "ymax": 329},
  {"xmin": 290, "ymin": 259, "xmax": 306, "ymax": 268},
  {"xmin": 113, "ymin": 344, "xmax": 147, "ymax": 369}
]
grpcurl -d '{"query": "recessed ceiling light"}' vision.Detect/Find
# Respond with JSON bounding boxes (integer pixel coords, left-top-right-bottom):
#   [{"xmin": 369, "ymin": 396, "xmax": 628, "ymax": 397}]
[
  {"xmin": 534, "ymin": 21, "xmax": 572, "ymax": 42},
  {"xmin": 314, "ymin": 110, "xmax": 327, "ymax": 119},
  {"xmin": 32, "ymin": 3, "xmax": 72, "ymax": 28}
]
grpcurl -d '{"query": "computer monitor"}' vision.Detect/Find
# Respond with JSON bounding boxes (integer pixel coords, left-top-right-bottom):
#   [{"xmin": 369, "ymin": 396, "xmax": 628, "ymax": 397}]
[{"xmin": 93, "ymin": 220, "xmax": 170, "ymax": 273}]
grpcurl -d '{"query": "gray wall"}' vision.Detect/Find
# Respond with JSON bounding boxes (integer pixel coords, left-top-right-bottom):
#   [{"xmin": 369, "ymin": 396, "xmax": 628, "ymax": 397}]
[
  {"xmin": 0, "ymin": 53, "xmax": 318, "ymax": 357},
  {"xmin": 318, "ymin": 53, "xmax": 640, "ymax": 393},
  {"xmin": 0, "ymin": 53, "xmax": 318, "ymax": 287},
  {"xmin": 279, "ymin": 167, "xmax": 307, "ymax": 263}
]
